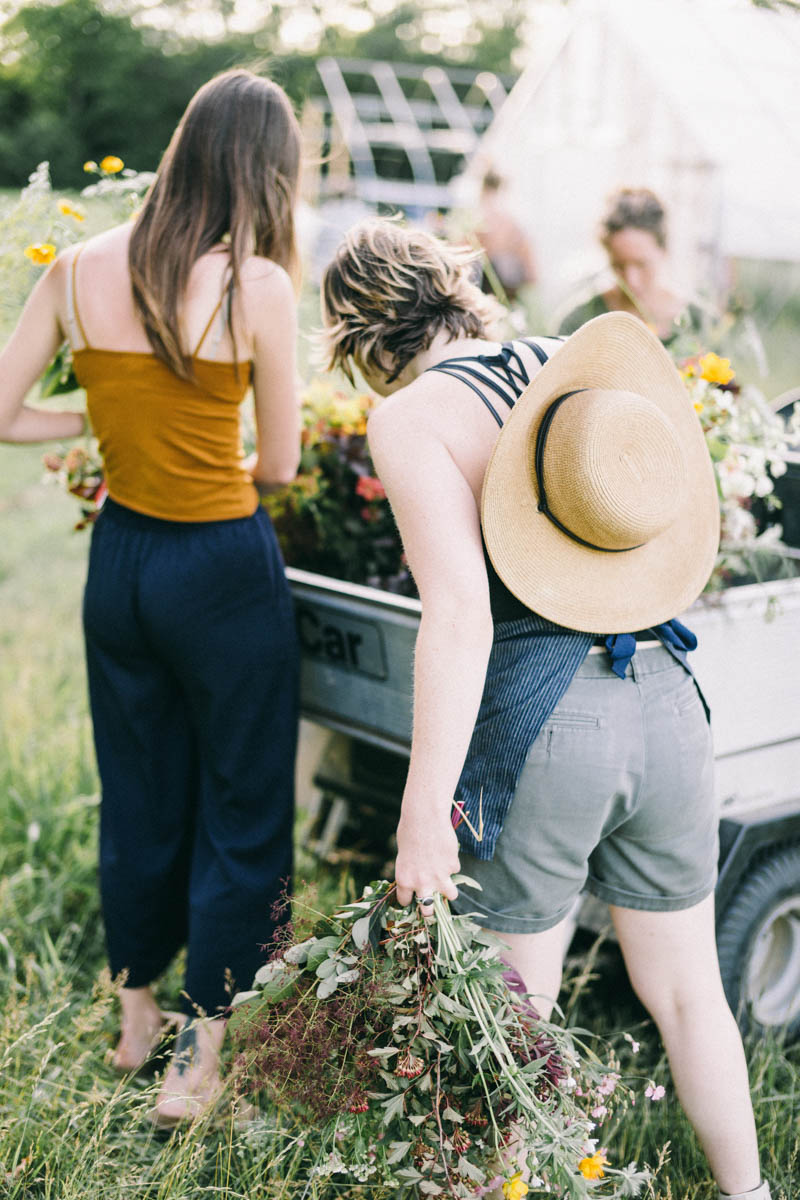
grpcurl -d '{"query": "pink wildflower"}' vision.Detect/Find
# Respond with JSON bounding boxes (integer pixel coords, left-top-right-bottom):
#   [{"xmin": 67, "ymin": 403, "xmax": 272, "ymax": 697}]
[
  {"xmin": 355, "ymin": 475, "xmax": 386, "ymax": 502},
  {"xmin": 591, "ymin": 1105, "xmax": 609, "ymax": 1119},
  {"xmin": 596, "ymin": 1074, "xmax": 619, "ymax": 1097},
  {"xmin": 645, "ymin": 1083, "xmax": 665, "ymax": 1101}
]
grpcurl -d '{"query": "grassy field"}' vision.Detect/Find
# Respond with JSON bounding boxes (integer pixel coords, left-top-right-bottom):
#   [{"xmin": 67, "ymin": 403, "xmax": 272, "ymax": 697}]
[{"xmin": 0, "ymin": 444, "xmax": 799, "ymax": 1199}]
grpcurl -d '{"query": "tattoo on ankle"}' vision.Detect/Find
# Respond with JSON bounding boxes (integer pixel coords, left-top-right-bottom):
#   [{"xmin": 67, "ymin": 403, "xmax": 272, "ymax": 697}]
[{"xmin": 174, "ymin": 1025, "xmax": 197, "ymax": 1076}]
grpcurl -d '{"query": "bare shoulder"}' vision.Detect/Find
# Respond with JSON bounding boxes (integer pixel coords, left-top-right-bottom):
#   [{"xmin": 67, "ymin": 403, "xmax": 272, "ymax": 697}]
[
  {"xmin": 238, "ymin": 255, "xmax": 294, "ymax": 301},
  {"xmin": 367, "ymin": 374, "xmax": 443, "ymax": 446}
]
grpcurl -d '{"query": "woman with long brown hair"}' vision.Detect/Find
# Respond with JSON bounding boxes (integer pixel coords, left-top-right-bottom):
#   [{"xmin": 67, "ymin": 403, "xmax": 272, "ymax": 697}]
[{"xmin": 0, "ymin": 69, "xmax": 302, "ymax": 1124}]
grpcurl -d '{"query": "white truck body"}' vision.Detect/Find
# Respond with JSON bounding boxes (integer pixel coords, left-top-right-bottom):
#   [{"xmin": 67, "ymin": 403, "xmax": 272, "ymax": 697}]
[{"xmin": 288, "ymin": 568, "xmax": 800, "ymax": 1035}]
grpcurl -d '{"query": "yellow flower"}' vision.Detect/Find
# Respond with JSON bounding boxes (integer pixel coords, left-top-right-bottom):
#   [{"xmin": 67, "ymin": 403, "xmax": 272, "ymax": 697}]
[
  {"xmin": 58, "ymin": 199, "xmax": 85, "ymax": 222},
  {"xmin": 502, "ymin": 1172, "xmax": 528, "ymax": 1200},
  {"xmin": 100, "ymin": 155, "xmax": 124, "ymax": 174},
  {"xmin": 578, "ymin": 1151, "xmax": 609, "ymax": 1180},
  {"xmin": 24, "ymin": 243, "xmax": 57, "ymax": 265},
  {"xmin": 83, "ymin": 160, "xmax": 98, "ymax": 173},
  {"xmin": 698, "ymin": 352, "xmax": 735, "ymax": 386},
  {"xmin": 693, "ymin": 399, "xmax": 704, "ymax": 414}
]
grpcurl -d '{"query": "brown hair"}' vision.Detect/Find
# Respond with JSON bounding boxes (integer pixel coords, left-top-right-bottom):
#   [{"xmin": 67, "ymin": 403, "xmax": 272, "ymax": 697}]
[
  {"xmin": 600, "ymin": 187, "xmax": 667, "ymax": 249},
  {"xmin": 320, "ymin": 219, "xmax": 500, "ymax": 385},
  {"xmin": 129, "ymin": 69, "xmax": 301, "ymax": 379}
]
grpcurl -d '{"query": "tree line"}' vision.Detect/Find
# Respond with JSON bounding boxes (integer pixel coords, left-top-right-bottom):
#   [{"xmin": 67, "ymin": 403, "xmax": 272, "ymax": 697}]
[{"xmin": 0, "ymin": 0, "xmax": 522, "ymax": 189}]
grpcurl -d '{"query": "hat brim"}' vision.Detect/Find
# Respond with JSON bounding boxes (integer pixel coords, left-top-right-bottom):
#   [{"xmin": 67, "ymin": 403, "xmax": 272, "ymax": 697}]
[{"xmin": 481, "ymin": 312, "xmax": 720, "ymax": 633}]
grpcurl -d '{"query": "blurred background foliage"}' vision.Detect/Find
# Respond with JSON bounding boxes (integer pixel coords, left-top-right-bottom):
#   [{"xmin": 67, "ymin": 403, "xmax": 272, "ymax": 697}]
[{"xmin": 0, "ymin": 0, "xmax": 524, "ymax": 188}]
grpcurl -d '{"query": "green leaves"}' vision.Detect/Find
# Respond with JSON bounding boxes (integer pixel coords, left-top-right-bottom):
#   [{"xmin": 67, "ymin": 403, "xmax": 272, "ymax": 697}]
[{"xmin": 232, "ymin": 880, "xmax": 648, "ymax": 1196}]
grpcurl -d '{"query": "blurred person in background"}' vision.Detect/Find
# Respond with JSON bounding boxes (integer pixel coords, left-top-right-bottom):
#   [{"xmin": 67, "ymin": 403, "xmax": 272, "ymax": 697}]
[
  {"xmin": 476, "ymin": 168, "xmax": 538, "ymax": 303},
  {"xmin": 558, "ymin": 186, "xmax": 708, "ymax": 347}
]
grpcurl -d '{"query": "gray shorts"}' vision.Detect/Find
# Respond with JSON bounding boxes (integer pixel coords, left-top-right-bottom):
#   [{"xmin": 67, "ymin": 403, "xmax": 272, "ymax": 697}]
[{"xmin": 452, "ymin": 645, "xmax": 718, "ymax": 933}]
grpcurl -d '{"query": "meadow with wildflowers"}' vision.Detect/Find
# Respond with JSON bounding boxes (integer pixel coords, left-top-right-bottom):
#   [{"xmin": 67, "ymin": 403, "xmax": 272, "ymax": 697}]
[{"xmin": 0, "ymin": 163, "xmax": 798, "ymax": 1198}]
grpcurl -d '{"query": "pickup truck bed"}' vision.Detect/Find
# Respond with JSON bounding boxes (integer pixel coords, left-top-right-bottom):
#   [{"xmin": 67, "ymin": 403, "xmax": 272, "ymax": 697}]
[{"xmin": 288, "ymin": 567, "xmax": 800, "ymax": 1037}]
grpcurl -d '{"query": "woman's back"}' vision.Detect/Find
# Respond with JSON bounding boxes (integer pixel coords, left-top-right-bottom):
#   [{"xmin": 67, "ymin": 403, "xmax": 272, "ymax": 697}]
[{"xmin": 61, "ymin": 224, "xmax": 297, "ymax": 521}]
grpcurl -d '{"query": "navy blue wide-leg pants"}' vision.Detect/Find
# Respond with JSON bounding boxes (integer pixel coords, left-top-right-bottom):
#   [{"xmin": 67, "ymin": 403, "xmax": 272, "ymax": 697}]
[{"xmin": 83, "ymin": 498, "xmax": 298, "ymax": 1018}]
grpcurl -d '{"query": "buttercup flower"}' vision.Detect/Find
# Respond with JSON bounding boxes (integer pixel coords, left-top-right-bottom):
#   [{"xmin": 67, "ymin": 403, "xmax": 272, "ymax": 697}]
[
  {"xmin": 699, "ymin": 352, "xmax": 735, "ymax": 386},
  {"xmin": 502, "ymin": 1170, "xmax": 528, "ymax": 1199},
  {"xmin": 83, "ymin": 160, "xmax": 98, "ymax": 172},
  {"xmin": 100, "ymin": 155, "xmax": 124, "ymax": 174},
  {"xmin": 24, "ymin": 243, "xmax": 56, "ymax": 265},
  {"xmin": 578, "ymin": 1151, "xmax": 609, "ymax": 1180},
  {"xmin": 58, "ymin": 199, "xmax": 85, "ymax": 222}
]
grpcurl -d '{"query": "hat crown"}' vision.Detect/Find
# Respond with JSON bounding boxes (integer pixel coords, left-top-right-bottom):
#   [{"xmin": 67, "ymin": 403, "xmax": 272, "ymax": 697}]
[{"xmin": 533, "ymin": 389, "xmax": 686, "ymax": 551}]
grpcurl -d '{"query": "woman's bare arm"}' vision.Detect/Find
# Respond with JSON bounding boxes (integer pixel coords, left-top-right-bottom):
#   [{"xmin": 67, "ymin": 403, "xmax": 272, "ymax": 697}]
[
  {"xmin": 245, "ymin": 261, "xmax": 300, "ymax": 487},
  {"xmin": 368, "ymin": 395, "xmax": 495, "ymax": 907},
  {"xmin": 0, "ymin": 257, "xmax": 85, "ymax": 442}
]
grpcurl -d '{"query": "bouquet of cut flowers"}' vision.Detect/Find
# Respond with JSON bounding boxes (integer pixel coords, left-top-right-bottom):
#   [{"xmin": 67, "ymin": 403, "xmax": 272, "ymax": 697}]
[
  {"xmin": 42, "ymin": 440, "xmax": 106, "ymax": 530},
  {"xmin": 261, "ymin": 378, "xmax": 413, "ymax": 595},
  {"xmin": 680, "ymin": 352, "xmax": 799, "ymax": 586},
  {"xmin": 230, "ymin": 880, "xmax": 653, "ymax": 1198}
]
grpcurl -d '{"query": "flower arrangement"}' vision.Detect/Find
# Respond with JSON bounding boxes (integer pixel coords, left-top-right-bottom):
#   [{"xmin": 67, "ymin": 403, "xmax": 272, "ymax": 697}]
[
  {"xmin": 261, "ymin": 378, "xmax": 413, "ymax": 595},
  {"xmin": 680, "ymin": 352, "xmax": 799, "ymax": 586},
  {"xmin": 230, "ymin": 879, "xmax": 653, "ymax": 1198},
  {"xmin": 42, "ymin": 442, "xmax": 107, "ymax": 530}
]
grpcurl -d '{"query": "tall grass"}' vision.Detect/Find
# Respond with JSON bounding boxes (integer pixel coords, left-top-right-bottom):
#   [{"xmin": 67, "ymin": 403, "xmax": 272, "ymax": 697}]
[{"xmin": 0, "ymin": 443, "xmax": 797, "ymax": 1199}]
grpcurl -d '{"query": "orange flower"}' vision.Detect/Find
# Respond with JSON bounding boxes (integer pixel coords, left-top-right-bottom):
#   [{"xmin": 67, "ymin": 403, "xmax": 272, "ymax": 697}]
[
  {"xmin": 24, "ymin": 243, "xmax": 56, "ymax": 265},
  {"xmin": 578, "ymin": 1151, "xmax": 609, "ymax": 1180},
  {"xmin": 698, "ymin": 352, "xmax": 734, "ymax": 386},
  {"xmin": 100, "ymin": 155, "xmax": 124, "ymax": 174}
]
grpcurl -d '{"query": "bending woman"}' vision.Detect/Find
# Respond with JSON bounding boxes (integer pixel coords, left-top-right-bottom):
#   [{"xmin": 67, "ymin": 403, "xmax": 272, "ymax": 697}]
[
  {"xmin": 0, "ymin": 69, "xmax": 302, "ymax": 1124},
  {"xmin": 319, "ymin": 219, "xmax": 769, "ymax": 1200}
]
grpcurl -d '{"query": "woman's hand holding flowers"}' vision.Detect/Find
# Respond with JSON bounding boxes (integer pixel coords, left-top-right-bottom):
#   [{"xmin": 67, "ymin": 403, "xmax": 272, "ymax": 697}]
[{"xmin": 394, "ymin": 804, "xmax": 461, "ymax": 912}]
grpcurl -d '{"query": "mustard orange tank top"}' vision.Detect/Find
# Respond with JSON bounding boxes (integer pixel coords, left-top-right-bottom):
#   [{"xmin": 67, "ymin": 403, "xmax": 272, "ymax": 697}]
[{"xmin": 68, "ymin": 249, "xmax": 257, "ymax": 523}]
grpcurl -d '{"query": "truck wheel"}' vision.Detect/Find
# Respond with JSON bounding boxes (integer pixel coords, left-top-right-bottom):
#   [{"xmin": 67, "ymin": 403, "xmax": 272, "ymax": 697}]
[{"xmin": 716, "ymin": 845, "xmax": 800, "ymax": 1040}]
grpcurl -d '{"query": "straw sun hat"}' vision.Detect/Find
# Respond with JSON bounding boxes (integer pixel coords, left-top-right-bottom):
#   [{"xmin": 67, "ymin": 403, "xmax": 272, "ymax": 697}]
[{"xmin": 481, "ymin": 312, "xmax": 720, "ymax": 633}]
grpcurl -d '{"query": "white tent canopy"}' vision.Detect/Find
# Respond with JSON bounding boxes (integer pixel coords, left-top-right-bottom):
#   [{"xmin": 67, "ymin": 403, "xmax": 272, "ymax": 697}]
[{"xmin": 464, "ymin": 0, "xmax": 800, "ymax": 306}]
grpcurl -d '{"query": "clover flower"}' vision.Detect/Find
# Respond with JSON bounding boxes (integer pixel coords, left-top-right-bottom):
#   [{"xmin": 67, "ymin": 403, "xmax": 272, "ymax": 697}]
[{"xmin": 395, "ymin": 1049, "xmax": 425, "ymax": 1079}]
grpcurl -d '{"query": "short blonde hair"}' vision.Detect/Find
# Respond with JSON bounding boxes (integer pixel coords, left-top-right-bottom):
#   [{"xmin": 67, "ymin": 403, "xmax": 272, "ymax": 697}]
[{"xmin": 320, "ymin": 219, "xmax": 501, "ymax": 384}]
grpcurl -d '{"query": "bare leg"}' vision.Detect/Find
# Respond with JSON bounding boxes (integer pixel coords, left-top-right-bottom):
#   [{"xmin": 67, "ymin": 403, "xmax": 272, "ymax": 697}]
[
  {"xmin": 152, "ymin": 1016, "xmax": 226, "ymax": 1125},
  {"xmin": 610, "ymin": 895, "xmax": 762, "ymax": 1196},
  {"xmin": 495, "ymin": 916, "xmax": 573, "ymax": 1020},
  {"xmin": 115, "ymin": 985, "xmax": 169, "ymax": 1072},
  {"xmin": 482, "ymin": 916, "xmax": 574, "ymax": 1199}
]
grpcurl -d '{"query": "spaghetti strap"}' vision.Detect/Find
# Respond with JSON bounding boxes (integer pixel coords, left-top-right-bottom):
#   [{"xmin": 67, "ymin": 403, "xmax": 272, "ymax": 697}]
[
  {"xmin": 193, "ymin": 283, "xmax": 229, "ymax": 358},
  {"xmin": 68, "ymin": 247, "xmax": 92, "ymax": 350}
]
